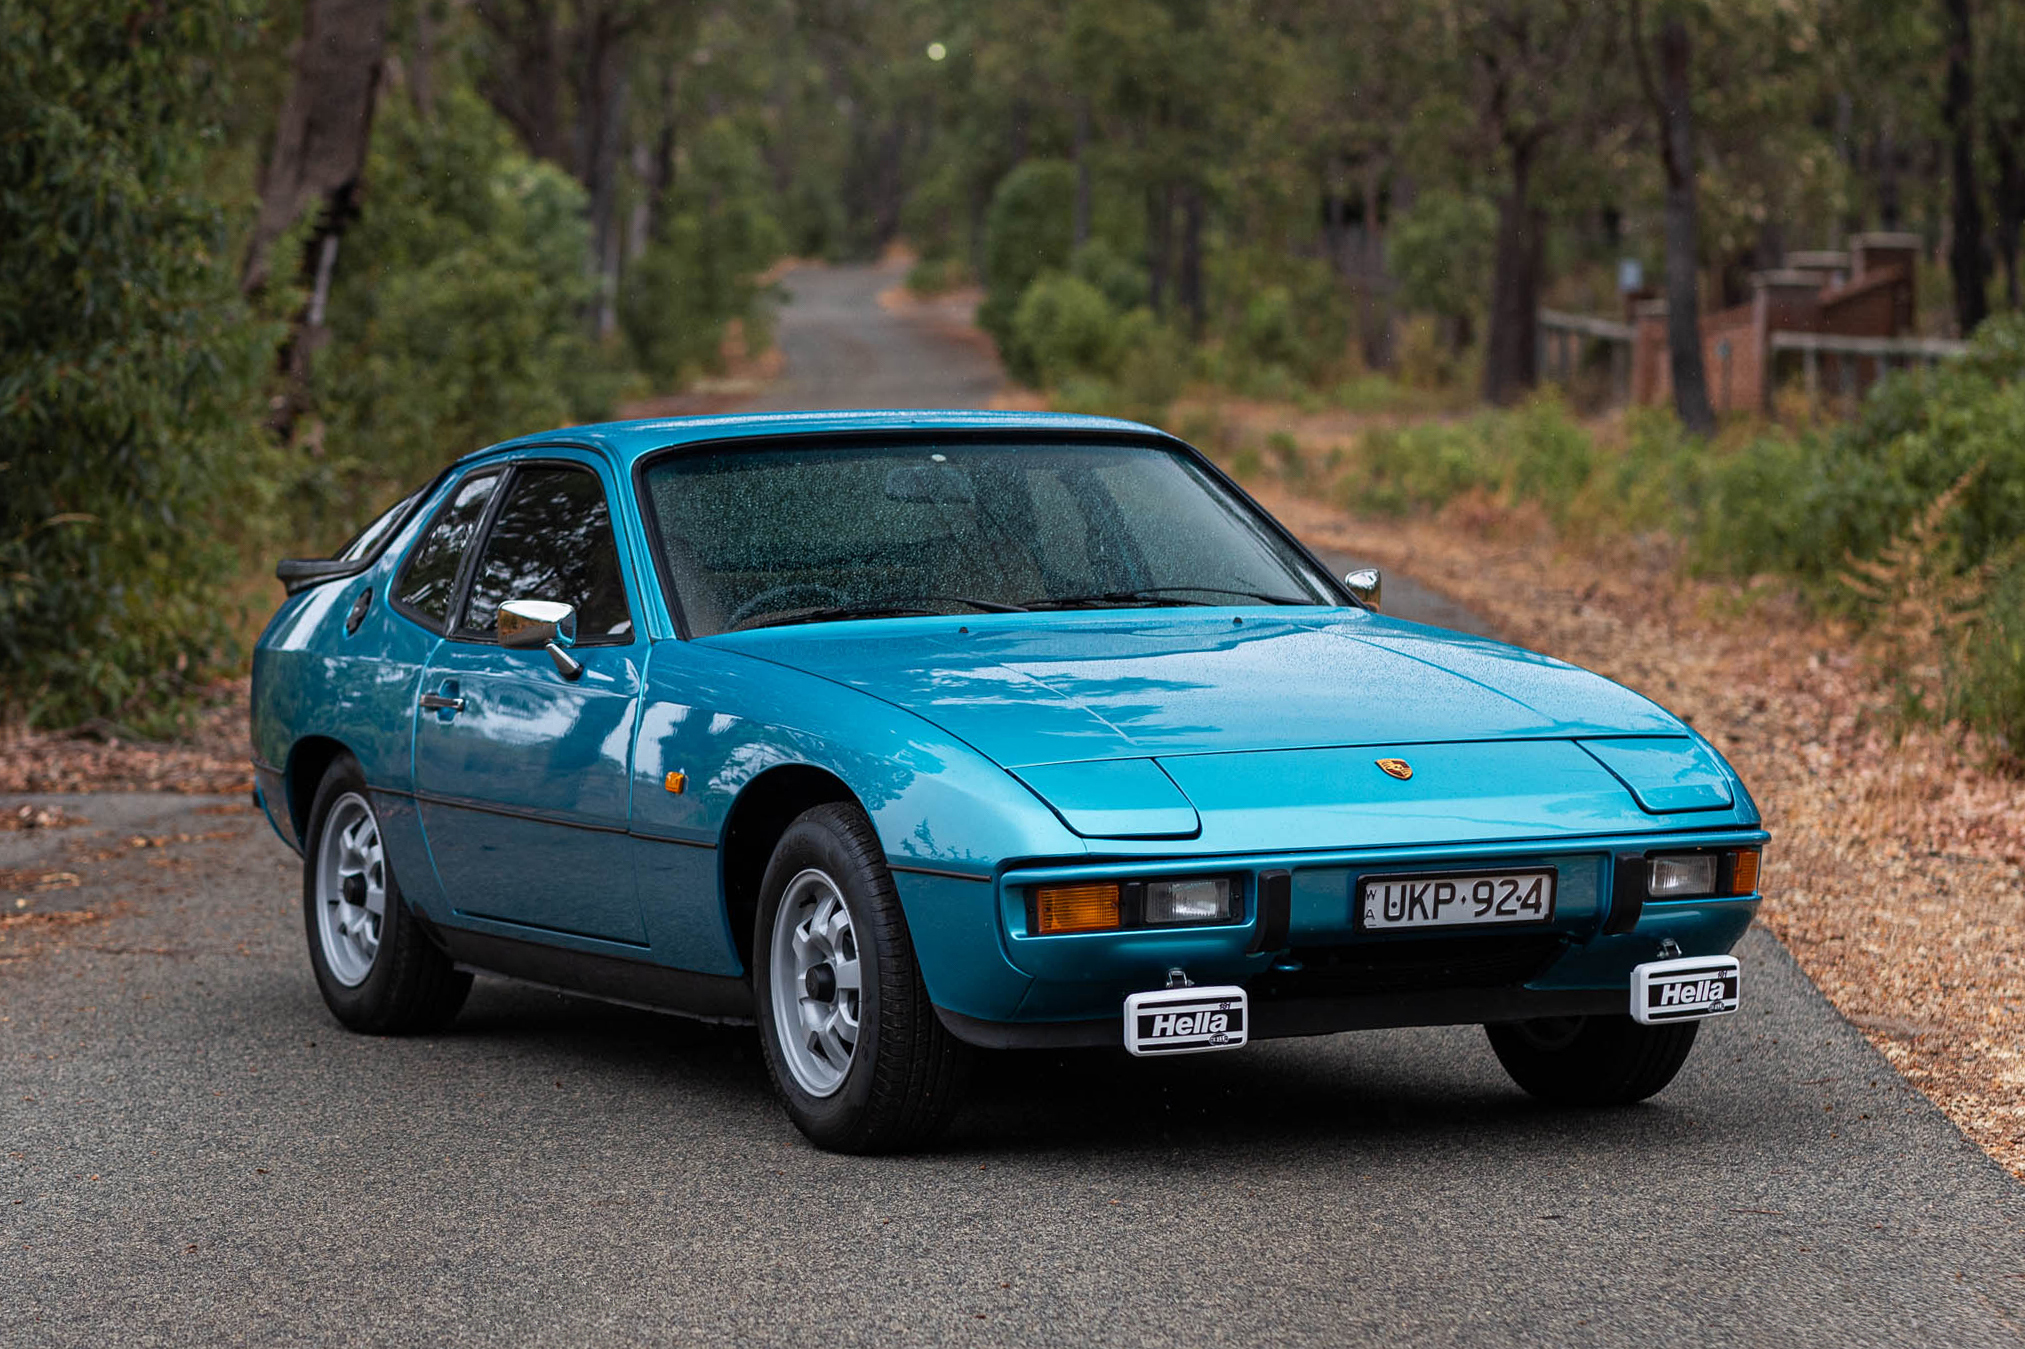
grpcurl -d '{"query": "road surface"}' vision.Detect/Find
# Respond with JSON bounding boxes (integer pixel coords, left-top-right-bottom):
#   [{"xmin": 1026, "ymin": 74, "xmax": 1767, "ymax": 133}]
[{"xmin": 5, "ymin": 261, "xmax": 2022, "ymax": 1347}]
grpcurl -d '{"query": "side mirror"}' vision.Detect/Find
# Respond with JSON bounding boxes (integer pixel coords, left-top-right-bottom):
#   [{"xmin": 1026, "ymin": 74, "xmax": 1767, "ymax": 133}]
[
  {"xmin": 1344, "ymin": 568, "xmax": 1382, "ymax": 611},
  {"xmin": 498, "ymin": 598, "xmax": 583, "ymax": 679}
]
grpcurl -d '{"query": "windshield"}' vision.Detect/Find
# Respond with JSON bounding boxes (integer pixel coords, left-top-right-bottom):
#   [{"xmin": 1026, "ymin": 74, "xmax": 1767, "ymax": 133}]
[{"xmin": 641, "ymin": 440, "xmax": 1339, "ymax": 636}]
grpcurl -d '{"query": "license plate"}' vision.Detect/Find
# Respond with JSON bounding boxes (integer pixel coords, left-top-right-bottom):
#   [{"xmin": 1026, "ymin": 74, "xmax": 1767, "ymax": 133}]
[
  {"xmin": 1123, "ymin": 985, "xmax": 1249, "ymax": 1056},
  {"xmin": 1358, "ymin": 869, "xmax": 1556, "ymax": 931},
  {"xmin": 1631, "ymin": 955, "xmax": 1740, "ymax": 1024}
]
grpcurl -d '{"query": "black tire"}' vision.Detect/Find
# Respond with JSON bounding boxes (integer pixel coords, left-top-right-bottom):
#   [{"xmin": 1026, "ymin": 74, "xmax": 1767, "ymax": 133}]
[
  {"xmin": 302, "ymin": 754, "xmax": 471, "ymax": 1034},
  {"xmin": 1485, "ymin": 1013, "xmax": 1699, "ymax": 1105},
  {"xmin": 752, "ymin": 802, "xmax": 969, "ymax": 1153}
]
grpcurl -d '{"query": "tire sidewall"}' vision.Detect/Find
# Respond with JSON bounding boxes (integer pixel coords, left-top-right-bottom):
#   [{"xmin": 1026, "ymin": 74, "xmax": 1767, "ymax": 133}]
[
  {"xmin": 301, "ymin": 756, "xmax": 411, "ymax": 1028},
  {"xmin": 752, "ymin": 813, "xmax": 891, "ymax": 1143}
]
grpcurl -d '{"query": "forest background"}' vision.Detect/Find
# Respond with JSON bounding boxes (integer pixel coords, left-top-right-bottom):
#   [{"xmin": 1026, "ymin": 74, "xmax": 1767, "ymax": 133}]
[{"xmin": 9, "ymin": 0, "xmax": 2025, "ymax": 761}]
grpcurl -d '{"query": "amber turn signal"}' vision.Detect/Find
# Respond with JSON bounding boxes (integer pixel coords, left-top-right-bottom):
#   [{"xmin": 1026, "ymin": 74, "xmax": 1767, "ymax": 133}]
[
  {"xmin": 1729, "ymin": 848, "xmax": 1761, "ymax": 896},
  {"xmin": 1034, "ymin": 882, "xmax": 1121, "ymax": 935}
]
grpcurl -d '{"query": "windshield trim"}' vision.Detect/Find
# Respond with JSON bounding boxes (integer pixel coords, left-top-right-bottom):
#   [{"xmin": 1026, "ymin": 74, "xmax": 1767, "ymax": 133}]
[{"xmin": 629, "ymin": 426, "xmax": 1359, "ymax": 641}]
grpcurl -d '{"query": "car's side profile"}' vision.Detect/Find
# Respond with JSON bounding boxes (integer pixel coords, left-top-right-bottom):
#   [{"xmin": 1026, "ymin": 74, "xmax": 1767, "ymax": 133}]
[{"xmin": 254, "ymin": 410, "xmax": 1766, "ymax": 1151}]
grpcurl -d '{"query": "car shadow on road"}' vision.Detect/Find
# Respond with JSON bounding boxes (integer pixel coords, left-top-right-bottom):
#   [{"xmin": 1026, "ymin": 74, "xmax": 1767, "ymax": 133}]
[{"xmin": 441, "ymin": 978, "xmax": 1676, "ymax": 1161}]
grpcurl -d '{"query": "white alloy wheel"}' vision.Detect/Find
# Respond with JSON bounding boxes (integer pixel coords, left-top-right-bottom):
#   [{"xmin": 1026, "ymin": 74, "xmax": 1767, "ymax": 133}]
[
  {"xmin": 768, "ymin": 867, "xmax": 863, "ymax": 1097},
  {"xmin": 315, "ymin": 791, "xmax": 386, "ymax": 987}
]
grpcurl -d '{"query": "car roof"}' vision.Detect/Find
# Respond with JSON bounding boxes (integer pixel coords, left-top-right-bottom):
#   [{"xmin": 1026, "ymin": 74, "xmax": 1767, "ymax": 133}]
[{"xmin": 461, "ymin": 408, "xmax": 1180, "ymax": 473}]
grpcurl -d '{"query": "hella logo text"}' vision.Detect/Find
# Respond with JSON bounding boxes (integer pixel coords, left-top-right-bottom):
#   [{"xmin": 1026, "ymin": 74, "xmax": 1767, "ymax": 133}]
[
  {"xmin": 1148, "ymin": 1010, "xmax": 1231, "ymax": 1038},
  {"xmin": 1656, "ymin": 977, "xmax": 1732, "ymax": 1006}
]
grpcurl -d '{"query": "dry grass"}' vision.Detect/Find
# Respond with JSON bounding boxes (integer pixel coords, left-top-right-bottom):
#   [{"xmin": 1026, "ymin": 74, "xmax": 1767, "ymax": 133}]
[{"xmin": 1256, "ymin": 481, "xmax": 2025, "ymax": 1178}]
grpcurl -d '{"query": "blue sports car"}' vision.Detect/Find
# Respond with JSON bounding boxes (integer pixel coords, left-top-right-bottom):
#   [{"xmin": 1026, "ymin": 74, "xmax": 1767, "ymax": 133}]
[{"xmin": 253, "ymin": 411, "xmax": 1766, "ymax": 1151}]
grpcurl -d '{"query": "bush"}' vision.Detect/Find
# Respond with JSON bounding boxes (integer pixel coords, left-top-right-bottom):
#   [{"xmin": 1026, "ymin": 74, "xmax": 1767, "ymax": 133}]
[
  {"xmin": 1388, "ymin": 189, "xmax": 1497, "ymax": 344},
  {"xmin": 0, "ymin": 0, "xmax": 274, "ymax": 729},
  {"xmin": 1008, "ymin": 272, "xmax": 1119, "ymax": 386},
  {"xmin": 977, "ymin": 159, "xmax": 1076, "ymax": 353},
  {"xmin": 1956, "ymin": 559, "xmax": 2025, "ymax": 757},
  {"xmin": 623, "ymin": 119, "xmax": 786, "ymax": 388},
  {"xmin": 308, "ymin": 86, "xmax": 626, "ymax": 539}
]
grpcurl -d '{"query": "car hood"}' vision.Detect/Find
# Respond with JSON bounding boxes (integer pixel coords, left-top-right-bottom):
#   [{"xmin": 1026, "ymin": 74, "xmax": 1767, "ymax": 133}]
[{"xmin": 711, "ymin": 608, "xmax": 1685, "ymax": 768}]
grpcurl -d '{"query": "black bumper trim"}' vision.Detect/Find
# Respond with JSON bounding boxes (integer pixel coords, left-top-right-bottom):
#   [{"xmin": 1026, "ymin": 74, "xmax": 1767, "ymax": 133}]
[{"xmin": 935, "ymin": 985, "xmax": 1626, "ymax": 1050}]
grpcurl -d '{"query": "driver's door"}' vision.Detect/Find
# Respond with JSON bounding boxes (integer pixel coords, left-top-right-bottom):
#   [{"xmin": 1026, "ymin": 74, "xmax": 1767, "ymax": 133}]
[{"xmin": 413, "ymin": 459, "xmax": 649, "ymax": 946}]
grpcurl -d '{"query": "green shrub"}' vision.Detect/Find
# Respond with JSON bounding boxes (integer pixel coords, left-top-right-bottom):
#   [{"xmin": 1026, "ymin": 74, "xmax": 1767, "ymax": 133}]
[
  {"xmin": 1071, "ymin": 240, "xmax": 1147, "ymax": 313},
  {"xmin": 0, "ymin": 0, "xmax": 274, "ymax": 729},
  {"xmin": 977, "ymin": 159, "xmax": 1076, "ymax": 353},
  {"xmin": 1956, "ymin": 559, "xmax": 2025, "ymax": 757},
  {"xmin": 1008, "ymin": 272, "xmax": 1119, "ymax": 386},
  {"xmin": 623, "ymin": 120, "xmax": 786, "ymax": 388},
  {"xmin": 308, "ymin": 86, "xmax": 626, "ymax": 539},
  {"xmin": 1388, "ymin": 189, "xmax": 1497, "ymax": 344}
]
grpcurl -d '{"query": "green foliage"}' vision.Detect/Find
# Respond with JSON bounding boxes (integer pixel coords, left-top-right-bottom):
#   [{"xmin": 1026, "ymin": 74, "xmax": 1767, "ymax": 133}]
[
  {"xmin": 1336, "ymin": 396, "xmax": 1592, "ymax": 521},
  {"xmin": 1388, "ymin": 189, "xmax": 1497, "ymax": 329},
  {"xmin": 0, "ymin": 0, "xmax": 274, "ymax": 729},
  {"xmin": 1955, "ymin": 559, "xmax": 2025, "ymax": 757},
  {"xmin": 1694, "ymin": 316, "xmax": 2025, "ymax": 584},
  {"xmin": 977, "ymin": 159, "xmax": 1077, "ymax": 352},
  {"xmin": 623, "ymin": 119, "xmax": 786, "ymax": 388},
  {"xmin": 1008, "ymin": 272, "xmax": 1119, "ymax": 386},
  {"xmin": 306, "ymin": 86, "xmax": 625, "ymax": 537}
]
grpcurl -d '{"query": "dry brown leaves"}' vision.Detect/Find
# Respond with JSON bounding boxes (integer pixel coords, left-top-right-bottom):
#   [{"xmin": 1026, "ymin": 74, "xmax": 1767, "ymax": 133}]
[
  {"xmin": 1258, "ymin": 483, "xmax": 2025, "ymax": 1178},
  {"xmin": 0, "ymin": 680, "xmax": 253, "ymax": 796}
]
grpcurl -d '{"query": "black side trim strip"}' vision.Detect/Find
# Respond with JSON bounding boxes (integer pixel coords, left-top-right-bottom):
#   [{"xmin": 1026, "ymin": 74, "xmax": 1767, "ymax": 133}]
[
  {"xmin": 412, "ymin": 791, "xmax": 629, "ymax": 834},
  {"xmin": 434, "ymin": 925, "xmax": 753, "ymax": 1023},
  {"xmin": 887, "ymin": 862, "xmax": 994, "ymax": 882}
]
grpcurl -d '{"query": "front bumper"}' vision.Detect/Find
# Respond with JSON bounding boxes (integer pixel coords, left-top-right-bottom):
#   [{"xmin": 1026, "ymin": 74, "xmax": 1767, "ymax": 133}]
[{"xmin": 907, "ymin": 828, "xmax": 1766, "ymax": 1048}]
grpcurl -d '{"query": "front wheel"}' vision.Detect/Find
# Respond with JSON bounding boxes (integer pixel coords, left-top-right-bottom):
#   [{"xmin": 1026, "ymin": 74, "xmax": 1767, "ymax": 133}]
[
  {"xmin": 752, "ymin": 802, "xmax": 968, "ymax": 1152},
  {"xmin": 1485, "ymin": 1014, "xmax": 1699, "ymax": 1105}
]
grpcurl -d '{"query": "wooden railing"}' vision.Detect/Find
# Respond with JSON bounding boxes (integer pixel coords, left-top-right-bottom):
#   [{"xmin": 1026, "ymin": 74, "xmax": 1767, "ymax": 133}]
[
  {"xmin": 1768, "ymin": 330, "xmax": 1968, "ymax": 404},
  {"xmin": 1537, "ymin": 308, "xmax": 1634, "ymax": 404}
]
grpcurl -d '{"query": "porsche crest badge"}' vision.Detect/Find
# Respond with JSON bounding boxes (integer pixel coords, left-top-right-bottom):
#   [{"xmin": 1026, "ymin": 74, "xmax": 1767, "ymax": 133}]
[{"xmin": 1375, "ymin": 758, "xmax": 1413, "ymax": 781}]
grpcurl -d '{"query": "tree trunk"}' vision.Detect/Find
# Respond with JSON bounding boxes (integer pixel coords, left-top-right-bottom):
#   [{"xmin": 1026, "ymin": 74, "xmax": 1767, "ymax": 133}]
[
  {"xmin": 1655, "ymin": 16, "xmax": 1715, "ymax": 434},
  {"xmin": 242, "ymin": 0, "xmax": 390, "ymax": 297},
  {"xmin": 1178, "ymin": 181, "xmax": 1206, "ymax": 337},
  {"xmin": 1147, "ymin": 182, "xmax": 1173, "ymax": 317},
  {"xmin": 1943, "ymin": 0, "xmax": 1988, "ymax": 335},
  {"xmin": 574, "ymin": 13, "xmax": 628, "ymax": 341},
  {"xmin": 1993, "ymin": 119, "xmax": 2025, "ymax": 309},
  {"xmin": 243, "ymin": 0, "xmax": 391, "ymax": 440},
  {"xmin": 410, "ymin": 0, "xmax": 434, "ymax": 118},
  {"xmin": 1356, "ymin": 158, "xmax": 1394, "ymax": 369},
  {"xmin": 474, "ymin": 0, "xmax": 563, "ymax": 164},
  {"xmin": 1482, "ymin": 137, "xmax": 1543, "ymax": 406},
  {"xmin": 1073, "ymin": 101, "xmax": 1091, "ymax": 251}
]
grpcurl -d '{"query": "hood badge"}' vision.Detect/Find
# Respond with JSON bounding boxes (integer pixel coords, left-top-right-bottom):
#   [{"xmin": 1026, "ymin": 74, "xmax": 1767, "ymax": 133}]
[{"xmin": 1375, "ymin": 758, "xmax": 1413, "ymax": 781}]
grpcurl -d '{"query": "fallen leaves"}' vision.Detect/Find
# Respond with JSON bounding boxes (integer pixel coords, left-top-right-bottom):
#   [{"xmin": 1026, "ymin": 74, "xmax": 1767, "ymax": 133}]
[
  {"xmin": 0, "ymin": 680, "xmax": 252, "ymax": 795},
  {"xmin": 1, "ymin": 804, "xmax": 87, "ymax": 831}
]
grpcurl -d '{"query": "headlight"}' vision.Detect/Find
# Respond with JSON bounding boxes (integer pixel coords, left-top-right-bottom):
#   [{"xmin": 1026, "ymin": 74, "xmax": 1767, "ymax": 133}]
[
  {"xmin": 1648, "ymin": 853, "xmax": 1718, "ymax": 898},
  {"xmin": 1144, "ymin": 878, "xmax": 1234, "ymax": 925},
  {"xmin": 1645, "ymin": 848, "xmax": 1762, "ymax": 900}
]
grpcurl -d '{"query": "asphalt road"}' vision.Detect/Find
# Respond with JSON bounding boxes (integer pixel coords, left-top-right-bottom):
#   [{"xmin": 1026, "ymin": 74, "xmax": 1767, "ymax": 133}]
[{"xmin": 6, "ymin": 263, "xmax": 2024, "ymax": 1347}]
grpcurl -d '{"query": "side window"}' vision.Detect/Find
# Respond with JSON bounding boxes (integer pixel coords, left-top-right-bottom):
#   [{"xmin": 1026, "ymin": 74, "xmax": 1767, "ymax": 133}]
[
  {"xmin": 459, "ymin": 466, "xmax": 634, "ymax": 643},
  {"xmin": 393, "ymin": 471, "xmax": 499, "ymax": 628}
]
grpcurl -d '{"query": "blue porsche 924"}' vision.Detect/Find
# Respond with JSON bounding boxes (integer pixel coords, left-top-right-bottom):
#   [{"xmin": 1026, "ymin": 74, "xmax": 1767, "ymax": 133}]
[{"xmin": 253, "ymin": 410, "xmax": 1766, "ymax": 1152}]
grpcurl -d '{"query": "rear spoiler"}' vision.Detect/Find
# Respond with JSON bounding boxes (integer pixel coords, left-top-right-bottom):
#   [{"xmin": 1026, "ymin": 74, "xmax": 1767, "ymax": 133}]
[{"xmin": 275, "ymin": 557, "xmax": 372, "ymax": 596}]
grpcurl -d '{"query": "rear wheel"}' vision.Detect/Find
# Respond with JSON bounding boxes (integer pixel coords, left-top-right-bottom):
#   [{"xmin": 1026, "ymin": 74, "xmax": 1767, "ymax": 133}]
[
  {"xmin": 302, "ymin": 755, "xmax": 471, "ymax": 1034},
  {"xmin": 1485, "ymin": 1014, "xmax": 1699, "ymax": 1105},
  {"xmin": 752, "ymin": 802, "xmax": 968, "ymax": 1152}
]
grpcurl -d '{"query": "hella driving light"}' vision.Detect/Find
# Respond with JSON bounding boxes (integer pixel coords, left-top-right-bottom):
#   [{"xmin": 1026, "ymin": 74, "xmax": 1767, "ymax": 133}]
[
  {"xmin": 1143, "ymin": 878, "xmax": 1234, "ymax": 925},
  {"xmin": 1647, "ymin": 853, "xmax": 1718, "ymax": 898}
]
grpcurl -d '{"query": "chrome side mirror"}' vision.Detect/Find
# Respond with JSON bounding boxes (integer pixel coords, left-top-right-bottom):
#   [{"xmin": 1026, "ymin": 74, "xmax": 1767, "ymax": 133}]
[
  {"xmin": 498, "ymin": 598, "xmax": 583, "ymax": 680},
  {"xmin": 1344, "ymin": 567, "xmax": 1382, "ymax": 611}
]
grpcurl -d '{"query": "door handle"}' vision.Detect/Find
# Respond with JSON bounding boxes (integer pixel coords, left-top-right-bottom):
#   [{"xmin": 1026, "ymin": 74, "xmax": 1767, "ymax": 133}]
[{"xmin": 419, "ymin": 692, "xmax": 465, "ymax": 712}]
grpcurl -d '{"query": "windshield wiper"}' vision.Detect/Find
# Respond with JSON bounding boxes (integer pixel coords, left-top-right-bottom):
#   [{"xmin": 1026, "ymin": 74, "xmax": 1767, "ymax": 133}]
[
  {"xmin": 1027, "ymin": 586, "xmax": 1317, "ymax": 611},
  {"xmin": 731, "ymin": 595, "xmax": 1028, "ymax": 632}
]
